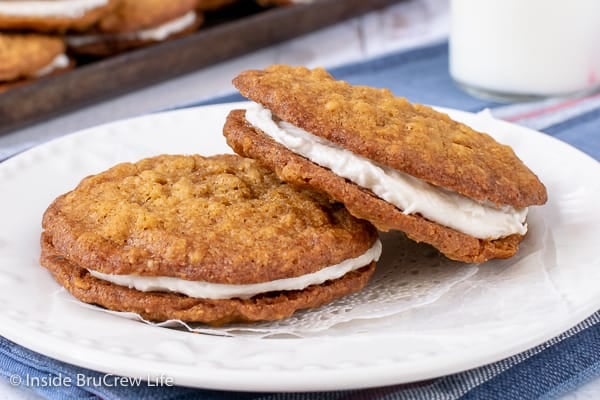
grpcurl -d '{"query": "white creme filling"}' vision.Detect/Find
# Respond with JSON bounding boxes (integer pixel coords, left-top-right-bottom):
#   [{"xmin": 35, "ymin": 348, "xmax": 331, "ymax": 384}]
[
  {"xmin": 88, "ymin": 239, "xmax": 382, "ymax": 300},
  {"xmin": 34, "ymin": 54, "xmax": 69, "ymax": 77},
  {"xmin": 0, "ymin": 0, "xmax": 109, "ymax": 18},
  {"xmin": 67, "ymin": 11, "xmax": 196, "ymax": 47},
  {"xmin": 245, "ymin": 103, "xmax": 528, "ymax": 240}
]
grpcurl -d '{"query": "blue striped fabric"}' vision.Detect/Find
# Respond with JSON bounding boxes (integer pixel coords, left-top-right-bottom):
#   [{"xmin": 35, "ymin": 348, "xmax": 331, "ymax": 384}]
[
  {"xmin": 1, "ymin": 42, "xmax": 600, "ymax": 400},
  {"xmin": 545, "ymin": 107, "xmax": 600, "ymax": 158}
]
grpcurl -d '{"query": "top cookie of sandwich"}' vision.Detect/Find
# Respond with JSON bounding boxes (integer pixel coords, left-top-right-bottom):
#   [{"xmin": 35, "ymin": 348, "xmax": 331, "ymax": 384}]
[
  {"xmin": 233, "ymin": 65, "xmax": 547, "ymax": 208},
  {"xmin": 96, "ymin": 0, "xmax": 198, "ymax": 33},
  {"xmin": 0, "ymin": 0, "xmax": 120, "ymax": 32},
  {"xmin": 42, "ymin": 154, "xmax": 377, "ymax": 284}
]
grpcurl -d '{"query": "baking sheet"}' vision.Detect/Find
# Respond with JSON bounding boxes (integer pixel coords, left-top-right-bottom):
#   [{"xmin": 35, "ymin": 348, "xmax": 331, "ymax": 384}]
[{"xmin": 0, "ymin": 0, "xmax": 402, "ymax": 135}]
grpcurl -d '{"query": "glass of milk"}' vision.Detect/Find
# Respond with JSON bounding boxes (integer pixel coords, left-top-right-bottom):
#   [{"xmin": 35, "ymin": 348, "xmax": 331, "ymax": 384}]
[{"xmin": 449, "ymin": 0, "xmax": 600, "ymax": 101}]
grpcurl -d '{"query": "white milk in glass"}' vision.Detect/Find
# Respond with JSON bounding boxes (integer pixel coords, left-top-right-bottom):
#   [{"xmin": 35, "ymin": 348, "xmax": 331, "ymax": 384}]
[{"xmin": 450, "ymin": 0, "xmax": 600, "ymax": 100}]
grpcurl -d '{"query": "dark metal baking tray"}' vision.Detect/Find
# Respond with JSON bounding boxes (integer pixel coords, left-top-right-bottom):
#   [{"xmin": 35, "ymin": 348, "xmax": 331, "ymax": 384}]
[{"xmin": 0, "ymin": 0, "xmax": 403, "ymax": 135}]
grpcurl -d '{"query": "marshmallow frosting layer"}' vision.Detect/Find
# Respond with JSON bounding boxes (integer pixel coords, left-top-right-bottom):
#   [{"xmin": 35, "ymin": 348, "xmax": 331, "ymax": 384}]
[
  {"xmin": 89, "ymin": 239, "xmax": 382, "ymax": 300},
  {"xmin": 34, "ymin": 54, "xmax": 69, "ymax": 77},
  {"xmin": 245, "ymin": 102, "xmax": 528, "ymax": 240}
]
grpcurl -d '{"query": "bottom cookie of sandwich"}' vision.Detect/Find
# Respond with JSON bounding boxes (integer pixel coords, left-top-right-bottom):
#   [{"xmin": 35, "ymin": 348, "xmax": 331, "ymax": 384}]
[{"xmin": 41, "ymin": 233, "xmax": 375, "ymax": 326}]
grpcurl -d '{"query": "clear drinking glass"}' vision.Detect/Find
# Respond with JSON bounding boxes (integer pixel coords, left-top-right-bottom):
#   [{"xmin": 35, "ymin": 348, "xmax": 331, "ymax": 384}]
[{"xmin": 449, "ymin": 0, "xmax": 600, "ymax": 101}]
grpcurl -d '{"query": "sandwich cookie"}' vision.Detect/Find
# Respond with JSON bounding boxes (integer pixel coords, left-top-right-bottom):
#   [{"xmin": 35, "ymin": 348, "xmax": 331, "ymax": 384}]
[
  {"xmin": 0, "ymin": 33, "xmax": 72, "ymax": 92},
  {"xmin": 0, "ymin": 0, "xmax": 120, "ymax": 32},
  {"xmin": 41, "ymin": 154, "xmax": 379, "ymax": 325},
  {"xmin": 67, "ymin": 0, "xmax": 201, "ymax": 57},
  {"xmin": 223, "ymin": 65, "xmax": 548, "ymax": 263}
]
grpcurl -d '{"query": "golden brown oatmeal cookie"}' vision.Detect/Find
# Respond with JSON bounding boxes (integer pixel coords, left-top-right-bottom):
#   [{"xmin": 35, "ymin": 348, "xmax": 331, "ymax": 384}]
[
  {"xmin": 0, "ymin": 33, "xmax": 65, "ymax": 82},
  {"xmin": 42, "ymin": 154, "xmax": 378, "ymax": 284},
  {"xmin": 97, "ymin": 0, "xmax": 198, "ymax": 33},
  {"xmin": 41, "ymin": 154, "xmax": 378, "ymax": 324},
  {"xmin": 0, "ymin": 0, "xmax": 120, "ymax": 32},
  {"xmin": 232, "ymin": 65, "xmax": 547, "ymax": 208},
  {"xmin": 41, "ymin": 233, "xmax": 376, "ymax": 325},
  {"xmin": 226, "ymin": 65, "xmax": 549, "ymax": 262},
  {"xmin": 225, "ymin": 109, "xmax": 523, "ymax": 263}
]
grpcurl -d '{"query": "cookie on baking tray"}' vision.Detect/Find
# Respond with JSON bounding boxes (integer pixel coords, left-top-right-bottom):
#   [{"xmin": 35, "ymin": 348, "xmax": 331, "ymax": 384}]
[
  {"xmin": 223, "ymin": 65, "xmax": 548, "ymax": 263},
  {"xmin": 0, "ymin": 0, "xmax": 120, "ymax": 32},
  {"xmin": 0, "ymin": 33, "xmax": 72, "ymax": 92},
  {"xmin": 40, "ymin": 154, "xmax": 380, "ymax": 325},
  {"xmin": 66, "ymin": 0, "xmax": 202, "ymax": 57}
]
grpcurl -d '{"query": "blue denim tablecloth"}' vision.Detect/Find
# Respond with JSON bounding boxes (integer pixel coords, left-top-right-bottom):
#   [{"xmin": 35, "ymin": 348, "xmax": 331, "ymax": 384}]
[{"xmin": 1, "ymin": 42, "xmax": 600, "ymax": 400}]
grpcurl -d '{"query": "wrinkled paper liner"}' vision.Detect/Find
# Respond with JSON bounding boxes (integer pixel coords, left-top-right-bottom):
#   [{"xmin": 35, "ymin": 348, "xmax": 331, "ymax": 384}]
[{"xmin": 60, "ymin": 231, "xmax": 481, "ymax": 338}]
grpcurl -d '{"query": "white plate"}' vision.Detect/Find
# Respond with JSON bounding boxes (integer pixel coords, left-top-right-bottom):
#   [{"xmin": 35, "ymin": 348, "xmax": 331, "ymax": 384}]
[{"xmin": 1, "ymin": 102, "xmax": 599, "ymax": 391}]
